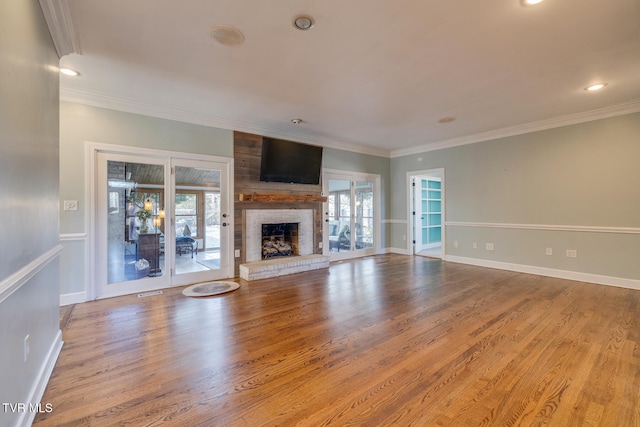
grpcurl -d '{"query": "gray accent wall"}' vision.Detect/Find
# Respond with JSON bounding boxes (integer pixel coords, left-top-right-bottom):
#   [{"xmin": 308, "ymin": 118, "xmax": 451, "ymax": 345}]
[
  {"xmin": 0, "ymin": 2, "xmax": 62, "ymax": 426},
  {"xmin": 390, "ymin": 112, "xmax": 640, "ymax": 282}
]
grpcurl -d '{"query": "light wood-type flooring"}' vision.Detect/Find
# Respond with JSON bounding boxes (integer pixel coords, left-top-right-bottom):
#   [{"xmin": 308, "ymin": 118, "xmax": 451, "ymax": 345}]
[{"xmin": 34, "ymin": 254, "xmax": 640, "ymax": 426}]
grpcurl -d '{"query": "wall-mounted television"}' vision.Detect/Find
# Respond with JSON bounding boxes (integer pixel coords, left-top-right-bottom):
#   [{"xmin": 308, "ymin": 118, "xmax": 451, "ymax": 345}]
[{"xmin": 260, "ymin": 138, "xmax": 323, "ymax": 185}]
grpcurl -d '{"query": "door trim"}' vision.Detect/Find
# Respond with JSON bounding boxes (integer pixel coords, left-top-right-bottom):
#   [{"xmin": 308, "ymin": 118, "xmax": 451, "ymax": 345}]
[
  {"xmin": 406, "ymin": 168, "xmax": 445, "ymax": 258},
  {"xmin": 86, "ymin": 142, "xmax": 234, "ymax": 300}
]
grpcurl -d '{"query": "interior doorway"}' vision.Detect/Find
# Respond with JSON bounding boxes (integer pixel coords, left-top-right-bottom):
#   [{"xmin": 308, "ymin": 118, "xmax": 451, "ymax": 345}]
[{"xmin": 408, "ymin": 169, "xmax": 445, "ymax": 259}]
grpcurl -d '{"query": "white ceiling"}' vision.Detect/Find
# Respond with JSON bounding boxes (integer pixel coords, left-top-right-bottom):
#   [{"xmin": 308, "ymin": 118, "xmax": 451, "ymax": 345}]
[{"xmin": 55, "ymin": 0, "xmax": 640, "ymax": 157}]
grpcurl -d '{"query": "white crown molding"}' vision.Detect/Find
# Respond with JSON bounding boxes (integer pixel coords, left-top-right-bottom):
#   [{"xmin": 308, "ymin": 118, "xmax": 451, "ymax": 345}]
[
  {"xmin": 60, "ymin": 86, "xmax": 640, "ymax": 160},
  {"xmin": 60, "ymin": 88, "xmax": 390, "ymax": 158},
  {"xmin": 390, "ymin": 99, "xmax": 640, "ymax": 158},
  {"xmin": 39, "ymin": 0, "xmax": 81, "ymax": 58}
]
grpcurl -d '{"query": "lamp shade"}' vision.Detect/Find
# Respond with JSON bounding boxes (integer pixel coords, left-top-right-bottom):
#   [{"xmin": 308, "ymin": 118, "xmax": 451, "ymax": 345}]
[{"xmin": 144, "ymin": 199, "xmax": 153, "ymax": 211}]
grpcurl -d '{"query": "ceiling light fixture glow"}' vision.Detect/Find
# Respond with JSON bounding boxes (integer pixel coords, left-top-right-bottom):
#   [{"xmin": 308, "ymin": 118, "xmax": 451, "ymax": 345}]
[
  {"xmin": 584, "ymin": 82, "xmax": 608, "ymax": 91},
  {"xmin": 60, "ymin": 68, "xmax": 80, "ymax": 76},
  {"xmin": 293, "ymin": 15, "xmax": 315, "ymax": 30},
  {"xmin": 522, "ymin": 0, "xmax": 544, "ymax": 5}
]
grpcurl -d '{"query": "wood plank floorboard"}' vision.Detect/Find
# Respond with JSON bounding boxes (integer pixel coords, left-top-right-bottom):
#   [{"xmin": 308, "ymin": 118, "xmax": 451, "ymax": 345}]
[{"xmin": 33, "ymin": 254, "xmax": 640, "ymax": 426}]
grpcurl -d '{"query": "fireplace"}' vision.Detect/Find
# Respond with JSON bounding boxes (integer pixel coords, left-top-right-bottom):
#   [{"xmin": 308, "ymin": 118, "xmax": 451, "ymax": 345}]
[
  {"xmin": 262, "ymin": 223, "xmax": 299, "ymax": 258},
  {"xmin": 245, "ymin": 209, "xmax": 314, "ymax": 263}
]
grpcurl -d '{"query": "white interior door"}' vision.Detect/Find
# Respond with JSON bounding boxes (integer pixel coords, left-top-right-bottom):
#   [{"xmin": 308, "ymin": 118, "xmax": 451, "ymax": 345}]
[{"xmin": 409, "ymin": 169, "xmax": 445, "ymax": 259}]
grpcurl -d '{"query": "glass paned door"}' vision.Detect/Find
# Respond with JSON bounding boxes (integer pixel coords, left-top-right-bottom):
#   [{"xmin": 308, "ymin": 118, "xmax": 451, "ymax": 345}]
[
  {"xmin": 326, "ymin": 178, "xmax": 352, "ymax": 253},
  {"xmin": 355, "ymin": 181, "xmax": 374, "ymax": 250},
  {"xmin": 324, "ymin": 172, "xmax": 379, "ymax": 260},
  {"xmin": 97, "ymin": 153, "xmax": 169, "ymax": 298},
  {"xmin": 171, "ymin": 160, "xmax": 230, "ymax": 286}
]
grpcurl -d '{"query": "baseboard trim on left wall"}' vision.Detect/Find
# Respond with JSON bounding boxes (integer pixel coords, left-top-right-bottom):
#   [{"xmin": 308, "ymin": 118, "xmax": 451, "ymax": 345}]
[
  {"xmin": 60, "ymin": 291, "xmax": 86, "ymax": 306},
  {"xmin": 18, "ymin": 330, "xmax": 63, "ymax": 427}
]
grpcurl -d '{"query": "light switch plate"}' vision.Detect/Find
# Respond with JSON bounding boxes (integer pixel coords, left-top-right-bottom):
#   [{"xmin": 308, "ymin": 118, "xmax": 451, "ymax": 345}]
[{"xmin": 63, "ymin": 200, "xmax": 78, "ymax": 211}]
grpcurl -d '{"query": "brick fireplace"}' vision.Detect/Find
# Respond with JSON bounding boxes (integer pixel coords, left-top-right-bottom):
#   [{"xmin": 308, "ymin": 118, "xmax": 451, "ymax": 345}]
[
  {"xmin": 234, "ymin": 131, "xmax": 327, "ymax": 279},
  {"xmin": 245, "ymin": 209, "xmax": 314, "ymax": 263}
]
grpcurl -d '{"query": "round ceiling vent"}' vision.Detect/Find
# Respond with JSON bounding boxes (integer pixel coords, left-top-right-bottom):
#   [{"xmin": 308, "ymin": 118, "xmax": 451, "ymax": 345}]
[{"xmin": 210, "ymin": 24, "xmax": 245, "ymax": 46}]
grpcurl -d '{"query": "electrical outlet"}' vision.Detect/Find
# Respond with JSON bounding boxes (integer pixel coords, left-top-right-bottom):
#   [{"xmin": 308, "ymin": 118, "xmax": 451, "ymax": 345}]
[
  {"xmin": 453, "ymin": 240, "xmax": 459, "ymax": 249},
  {"xmin": 546, "ymin": 247, "xmax": 553, "ymax": 256},
  {"xmin": 472, "ymin": 242, "xmax": 478, "ymax": 249},
  {"xmin": 319, "ymin": 242, "xmax": 323, "ymax": 249},
  {"xmin": 24, "ymin": 334, "xmax": 30, "ymax": 362},
  {"xmin": 234, "ymin": 249, "xmax": 240, "ymax": 258},
  {"xmin": 485, "ymin": 243, "xmax": 494, "ymax": 251},
  {"xmin": 566, "ymin": 249, "xmax": 577, "ymax": 258},
  {"xmin": 403, "ymin": 235, "xmax": 406, "ymax": 241}
]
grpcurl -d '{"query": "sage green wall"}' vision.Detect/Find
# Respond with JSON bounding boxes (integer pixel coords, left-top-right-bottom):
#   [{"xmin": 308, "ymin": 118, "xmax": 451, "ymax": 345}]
[
  {"xmin": 390, "ymin": 112, "xmax": 640, "ymax": 281},
  {"xmin": 59, "ymin": 104, "xmax": 394, "ymax": 296},
  {"xmin": 0, "ymin": 2, "xmax": 61, "ymax": 426},
  {"xmin": 323, "ymin": 148, "xmax": 391, "ymax": 248},
  {"xmin": 59, "ymin": 102, "xmax": 233, "ymax": 295}
]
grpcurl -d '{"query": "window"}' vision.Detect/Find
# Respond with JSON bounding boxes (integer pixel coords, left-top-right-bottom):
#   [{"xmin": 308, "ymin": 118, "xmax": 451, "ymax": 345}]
[{"xmin": 175, "ymin": 193, "xmax": 198, "ymax": 236}]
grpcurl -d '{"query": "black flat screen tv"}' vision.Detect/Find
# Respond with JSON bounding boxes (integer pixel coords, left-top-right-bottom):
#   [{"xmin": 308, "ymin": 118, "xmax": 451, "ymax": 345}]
[{"xmin": 260, "ymin": 138, "xmax": 323, "ymax": 185}]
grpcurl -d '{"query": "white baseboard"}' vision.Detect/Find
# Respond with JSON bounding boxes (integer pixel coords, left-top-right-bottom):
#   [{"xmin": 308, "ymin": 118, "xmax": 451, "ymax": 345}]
[
  {"xmin": 60, "ymin": 291, "xmax": 86, "ymax": 306},
  {"xmin": 18, "ymin": 330, "xmax": 63, "ymax": 427},
  {"xmin": 445, "ymin": 255, "xmax": 640, "ymax": 290},
  {"xmin": 384, "ymin": 247, "xmax": 410, "ymax": 255}
]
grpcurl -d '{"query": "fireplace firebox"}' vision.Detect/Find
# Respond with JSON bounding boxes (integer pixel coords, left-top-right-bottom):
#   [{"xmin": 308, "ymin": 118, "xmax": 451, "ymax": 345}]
[{"xmin": 262, "ymin": 223, "xmax": 299, "ymax": 259}]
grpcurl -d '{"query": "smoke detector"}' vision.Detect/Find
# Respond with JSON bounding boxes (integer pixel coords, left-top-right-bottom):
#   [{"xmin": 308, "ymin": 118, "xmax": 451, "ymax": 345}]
[{"xmin": 291, "ymin": 118, "xmax": 303, "ymax": 125}]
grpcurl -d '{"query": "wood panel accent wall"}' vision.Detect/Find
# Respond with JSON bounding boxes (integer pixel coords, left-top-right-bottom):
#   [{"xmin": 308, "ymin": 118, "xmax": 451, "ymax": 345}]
[{"xmin": 233, "ymin": 131, "xmax": 324, "ymax": 277}]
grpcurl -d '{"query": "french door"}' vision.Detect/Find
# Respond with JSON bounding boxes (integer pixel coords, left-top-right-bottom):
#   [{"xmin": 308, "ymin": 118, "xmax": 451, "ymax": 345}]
[
  {"xmin": 323, "ymin": 170, "xmax": 380, "ymax": 261},
  {"xmin": 93, "ymin": 147, "xmax": 232, "ymax": 299},
  {"xmin": 171, "ymin": 158, "xmax": 231, "ymax": 287}
]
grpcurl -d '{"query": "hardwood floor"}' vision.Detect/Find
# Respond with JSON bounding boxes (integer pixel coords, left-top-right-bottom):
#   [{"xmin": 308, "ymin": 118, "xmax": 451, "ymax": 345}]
[{"xmin": 34, "ymin": 255, "xmax": 640, "ymax": 426}]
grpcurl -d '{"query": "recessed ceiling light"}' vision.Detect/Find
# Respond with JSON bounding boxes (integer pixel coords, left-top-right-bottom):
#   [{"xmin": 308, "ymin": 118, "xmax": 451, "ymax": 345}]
[
  {"xmin": 522, "ymin": 0, "xmax": 544, "ymax": 5},
  {"xmin": 293, "ymin": 15, "xmax": 315, "ymax": 30},
  {"xmin": 60, "ymin": 68, "xmax": 80, "ymax": 76},
  {"xmin": 584, "ymin": 82, "xmax": 608, "ymax": 91},
  {"xmin": 438, "ymin": 117, "xmax": 456, "ymax": 124},
  {"xmin": 210, "ymin": 24, "xmax": 245, "ymax": 46},
  {"xmin": 291, "ymin": 118, "xmax": 303, "ymax": 125}
]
